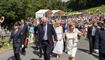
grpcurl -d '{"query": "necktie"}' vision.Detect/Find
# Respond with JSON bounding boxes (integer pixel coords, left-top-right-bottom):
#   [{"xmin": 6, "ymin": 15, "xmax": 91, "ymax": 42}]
[{"xmin": 43, "ymin": 24, "xmax": 46, "ymax": 36}]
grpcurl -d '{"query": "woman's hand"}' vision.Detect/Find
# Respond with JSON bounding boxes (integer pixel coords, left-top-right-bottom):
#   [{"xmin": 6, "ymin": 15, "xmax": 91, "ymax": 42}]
[
  {"xmin": 53, "ymin": 40, "xmax": 57, "ymax": 44},
  {"xmin": 0, "ymin": 16, "xmax": 4, "ymax": 23}
]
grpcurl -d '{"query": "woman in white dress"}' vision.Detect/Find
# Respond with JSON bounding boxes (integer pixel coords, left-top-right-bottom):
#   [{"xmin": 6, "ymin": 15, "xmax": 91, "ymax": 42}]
[
  {"xmin": 53, "ymin": 21, "xmax": 64, "ymax": 59},
  {"xmin": 65, "ymin": 23, "xmax": 82, "ymax": 60}
]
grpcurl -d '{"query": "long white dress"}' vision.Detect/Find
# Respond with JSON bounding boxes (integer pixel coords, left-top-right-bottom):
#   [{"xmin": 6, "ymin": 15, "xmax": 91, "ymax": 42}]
[
  {"xmin": 65, "ymin": 28, "xmax": 80, "ymax": 57},
  {"xmin": 53, "ymin": 26, "xmax": 64, "ymax": 54}
]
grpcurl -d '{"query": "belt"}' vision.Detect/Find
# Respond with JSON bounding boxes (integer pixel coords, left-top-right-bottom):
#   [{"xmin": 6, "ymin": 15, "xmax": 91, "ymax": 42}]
[{"xmin": 42, "ymin": 40, "xmax": 48, "ymax": 42}]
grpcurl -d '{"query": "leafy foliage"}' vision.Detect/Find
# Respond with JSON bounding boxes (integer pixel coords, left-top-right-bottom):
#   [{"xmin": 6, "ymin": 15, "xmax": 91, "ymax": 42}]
[{"xmin": 0, "ymin": 0, "xmax": 105, "ymax": 29}]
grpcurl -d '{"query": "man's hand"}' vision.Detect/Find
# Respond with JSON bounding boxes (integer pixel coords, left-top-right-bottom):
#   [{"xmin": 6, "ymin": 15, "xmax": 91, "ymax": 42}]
[{"xmin": 22, "ymin": 44, "xmax": 24, "ymax": 48}]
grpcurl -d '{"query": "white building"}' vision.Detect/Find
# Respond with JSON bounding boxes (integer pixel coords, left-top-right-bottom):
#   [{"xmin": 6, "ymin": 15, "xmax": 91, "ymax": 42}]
[{"xmin": 35, "ymin": 9, "xmax": 52, "ymax": 18}]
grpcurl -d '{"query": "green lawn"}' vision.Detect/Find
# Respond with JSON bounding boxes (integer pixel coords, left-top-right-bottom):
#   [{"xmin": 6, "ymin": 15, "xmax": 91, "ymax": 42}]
[
  {"xmin": 0, "ymin": 36, "xmax": 35, "ymax": 51},
  {"xmin": 0, "ymin": 37, "xmax": 13, "ymax": 51},
  {"xmin": 68, "ymin": 5, "xmax": 105, "ymax": 16},
  {"xmin": 83, "ymin": 5, "xmax": 105, "ymax": 16}
]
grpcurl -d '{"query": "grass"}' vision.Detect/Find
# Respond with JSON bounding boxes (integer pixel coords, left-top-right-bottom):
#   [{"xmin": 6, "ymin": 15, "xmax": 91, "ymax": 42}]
[
  {"xmin": 68, "ymin": 5, "xmax": 105, "ymax": 16},
  {"xmin": 83, "ymin": 5, "xmax": 105, "ymax": 16},
  {"xmin": 0, "ymin": 35, "xmax": 36, "ymax": 51},
  {"xmin": 0, "ymin": 37, "xmax": 13, "ymax": 51}
]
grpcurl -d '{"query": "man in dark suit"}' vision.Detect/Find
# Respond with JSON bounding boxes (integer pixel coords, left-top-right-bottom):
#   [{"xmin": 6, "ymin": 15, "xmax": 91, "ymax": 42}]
[
  {"xmin": 37, "ymin": 17, "xmax": 57, "ymax": 60},
  {"xmin": 8, "ymin": 23, "xmax": 21, "ymax": 60},
  {"xmin": 87, "ymin": 22, "xmax": 99, "ymax": 54},
  {"xmin": 95, "ymin": 20, "xmax": 105, "ymax": 60},
  {"xmin": 20, "ymin": 19, "xmax": 29, "ymax": 55}
]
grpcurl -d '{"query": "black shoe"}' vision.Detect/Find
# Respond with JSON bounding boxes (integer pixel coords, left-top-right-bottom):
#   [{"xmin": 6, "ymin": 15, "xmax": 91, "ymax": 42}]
[
  {"xmin": 89, "ymin": 52, "xmax": 92, "ymax": 54},
  {"xmin": 21, "ymin": 52, "xmax": 26, "ymax": 55},
  {"xmin": 39, "ymin": 55, "xmax": 42, "ymax": 58}
]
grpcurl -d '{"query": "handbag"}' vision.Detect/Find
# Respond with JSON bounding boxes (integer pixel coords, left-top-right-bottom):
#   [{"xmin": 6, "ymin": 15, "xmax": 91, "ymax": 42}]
[{"xmin": 24, "ymin": 37, "xmax": 28, "ymax": 47}]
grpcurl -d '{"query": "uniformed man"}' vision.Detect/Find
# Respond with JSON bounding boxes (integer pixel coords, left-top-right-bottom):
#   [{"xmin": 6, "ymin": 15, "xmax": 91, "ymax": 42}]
[{"xmin": 8, "ymin": 23, "xmax": 21, "ymax": 60}]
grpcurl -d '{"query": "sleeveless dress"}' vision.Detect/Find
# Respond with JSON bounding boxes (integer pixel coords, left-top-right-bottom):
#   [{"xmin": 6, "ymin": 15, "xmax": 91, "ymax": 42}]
[
  {"xmin": 53, "ymin": 26, "xmax": 64, "ymax": 54},
  {"xmin": 65, "ymin": 28, "xmax": 80, "ymax": 57}
]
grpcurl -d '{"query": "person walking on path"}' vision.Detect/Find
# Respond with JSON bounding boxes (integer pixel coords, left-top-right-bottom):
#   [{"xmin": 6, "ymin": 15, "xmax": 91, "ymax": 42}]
[
  {"xmin": 65, "ymin": 23, "xmax": 82, "ymax": 60},
  {"xmin": 8, "ymin": 23, "xmax": 21, "ymax": 60},
  {"xmin": 37, "ymin": 17, "xmax": 57, "ymax": 60},
  {"xmin": 53, "ymin": 21, "xmax": 64, "ymax": 59},
  {"xmin": 20, "ymin": 19, "xmax": 29, "ymax": 55}
]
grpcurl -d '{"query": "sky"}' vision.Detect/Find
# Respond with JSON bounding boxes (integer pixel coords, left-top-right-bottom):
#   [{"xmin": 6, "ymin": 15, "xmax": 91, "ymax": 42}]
[{"xmin": 62, "ymin": 0, "xmax": 69, "ymax": 2}]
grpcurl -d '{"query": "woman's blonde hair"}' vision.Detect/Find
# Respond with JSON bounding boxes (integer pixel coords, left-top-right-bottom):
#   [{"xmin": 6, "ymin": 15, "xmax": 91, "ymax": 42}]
[
  {"xmin": 55, "ymin": 20, "xmax": 61, "ymax": 27},
  {"xmin": 68, "ymin": 22, "xmax": 75, "ymax": 31}
]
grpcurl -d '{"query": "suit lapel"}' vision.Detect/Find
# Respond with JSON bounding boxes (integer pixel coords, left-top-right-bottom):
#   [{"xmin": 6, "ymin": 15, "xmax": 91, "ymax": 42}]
[
  {"xmin": 41, "ymin": 24, "xmax": 44, "ymax": 37},
  {"xmin": 12, "ymin": 30, "xmax": 15, "ymax": 36},
  {"xmin": 14, "ymin": 30, "xmax": 20, "ymax": 37}
]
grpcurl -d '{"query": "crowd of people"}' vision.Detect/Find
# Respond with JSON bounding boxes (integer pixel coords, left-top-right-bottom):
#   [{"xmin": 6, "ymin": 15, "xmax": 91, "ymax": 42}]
[
  {"xmin": 0, "ymin": 13, "xmax": 105, "ymax": 60},
  {"xmin": 0, "ymin": 16, "xmax": 10, "ymax": 40}
]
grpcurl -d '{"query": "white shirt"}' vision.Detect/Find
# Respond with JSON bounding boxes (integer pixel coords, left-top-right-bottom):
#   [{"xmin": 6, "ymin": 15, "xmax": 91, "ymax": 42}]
[
  {"xmin": 43, "ymin": 24, "xmax": 48, "ymax": 40},
  {"xmin": 91, "ymin": 27, "xmax": 96, "ymax": 36}
]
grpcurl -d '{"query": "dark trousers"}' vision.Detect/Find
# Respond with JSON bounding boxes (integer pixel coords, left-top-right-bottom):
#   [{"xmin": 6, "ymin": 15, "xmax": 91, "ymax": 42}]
[
  {"xmin": 51, "ymin": 44, "xmax": 54, "ymax": 54},
  {"xmin": 14, "ymin": 53, "xmax": 20, "ymax": 60},
  {"xmin": 89, "ymin": 36, "xmax": 95, "ymax": 53},
  {"xmin": 22, "ymin": 47, "xmax": 26, "ymax": 53},
  {"xmin": 35, "ymin": 35, "xmax": 42, "ymax": 57},
  {"xmin": 99, "ymin": 52, "xmax": 105, "ymax": 60},
  {"xmin": 42, "ymin": 40, "xmax": 51, "ymax": 60},
  {"xmin": 39, "ymin": 44, "xmax": 43, "ymax": 57},
  {"xmin": 13, "ymin": 47, "xmax": 20, "ymax": 60},
  {"xmin": 63, "ymin": 40, "xmax": 66, "ymax": 52}
]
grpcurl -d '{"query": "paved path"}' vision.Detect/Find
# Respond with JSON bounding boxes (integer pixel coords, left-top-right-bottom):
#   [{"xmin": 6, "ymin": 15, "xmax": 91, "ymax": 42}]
[{"xmin": 0, "ymin": 37, "xmax": 98, "ymax": 60}]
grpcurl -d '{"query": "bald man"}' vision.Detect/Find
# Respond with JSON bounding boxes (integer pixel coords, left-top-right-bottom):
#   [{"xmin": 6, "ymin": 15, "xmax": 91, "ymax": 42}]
[{"xmin": 37, "ymin": 17, "xmax": 57, "ymax": 60}]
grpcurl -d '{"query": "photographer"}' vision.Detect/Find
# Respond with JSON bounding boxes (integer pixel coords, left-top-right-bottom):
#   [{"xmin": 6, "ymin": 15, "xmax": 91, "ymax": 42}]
[{"xmin": 0, "ymin": 16, "xmax": 4, "ymax": 40}]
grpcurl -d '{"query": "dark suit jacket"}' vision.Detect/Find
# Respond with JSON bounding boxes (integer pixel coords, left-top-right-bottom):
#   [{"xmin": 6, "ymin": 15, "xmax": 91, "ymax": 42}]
[
  {"xmin": 20, "ymin": 24, "xmax": 29, "ymax": 45},
  {"xmin": 8, "ymin": 30, "xmax": 21, "ymax": 47},
  {"xmin": 95, "ymin": 29, "xmax": 105, "ymax": 53},
  {"xmin": 37, "ymin": 23, "xmax": 57, "ymax": 46},
  {"xmin": 34, "ymin": 26, "xmax": 38, "ymax": 35},
  {"xmin": 87, "ymin": 26, "xmax": 99, "ymax": 49},
  {"xmin": 87, "ymin": 26, "xmax": 99, "ymax": 38},
  {"xmin": 76, "ymin": 25, "xmax": 82, "ymax": 31}
]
